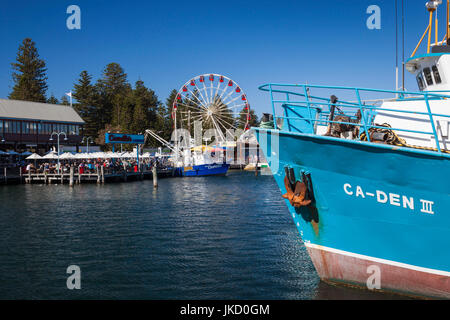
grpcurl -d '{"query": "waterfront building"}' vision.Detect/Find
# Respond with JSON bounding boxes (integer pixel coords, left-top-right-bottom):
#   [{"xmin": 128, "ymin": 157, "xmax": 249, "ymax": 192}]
[{"xmin": 0, "ymin": 99, "xmax": 84, "ymax": 154}]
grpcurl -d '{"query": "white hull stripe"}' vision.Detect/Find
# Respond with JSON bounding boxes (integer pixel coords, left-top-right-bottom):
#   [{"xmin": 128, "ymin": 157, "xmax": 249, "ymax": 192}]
[{"xmin": 305, "ymin": 243, "xmax": 450, "ymax": 277}]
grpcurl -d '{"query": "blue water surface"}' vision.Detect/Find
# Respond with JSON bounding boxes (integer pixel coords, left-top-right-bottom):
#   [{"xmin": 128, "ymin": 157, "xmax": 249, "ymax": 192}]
[{"xmin": 0, "ymin": 171, "xmax": 399, "ymax": 299}]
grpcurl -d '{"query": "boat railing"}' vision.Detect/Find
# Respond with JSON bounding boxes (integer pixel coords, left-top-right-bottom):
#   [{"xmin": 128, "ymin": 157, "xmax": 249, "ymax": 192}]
[{"xmin": 259, "ymin": 83, "xmax": 450, "ymax": 154}]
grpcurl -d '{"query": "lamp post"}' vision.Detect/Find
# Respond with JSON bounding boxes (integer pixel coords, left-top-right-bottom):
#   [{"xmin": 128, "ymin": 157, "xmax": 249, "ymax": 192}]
[
  {"xmin": 49, "ymin": 131, "xmax": 67, "ymax": 175},
  {"xmin": 81, "ymin": 136, "xmax": 93, "ymax": 153}
]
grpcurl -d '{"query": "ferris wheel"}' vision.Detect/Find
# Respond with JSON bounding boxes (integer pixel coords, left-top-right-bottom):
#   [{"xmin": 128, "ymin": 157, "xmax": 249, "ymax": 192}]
[{"xmin": 172, "ymin": 74, "xmax": 251, "ymax": 144}]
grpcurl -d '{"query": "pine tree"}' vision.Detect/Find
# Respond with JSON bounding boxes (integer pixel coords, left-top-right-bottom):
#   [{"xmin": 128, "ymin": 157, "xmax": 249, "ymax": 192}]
[
  {"xmin": 144, "ymin": 89, "xmax": 176, "ymax": 145},
  {"xmin": 47, "ymin": 94, "xmax": 59, "ymax": 104},
  {"xmin": 60, "ymin": 96, "xmax": 70, "ymax": 106},
  {"xmin": 9, "ymin": 38, "xmax": 48, "ymax": 102},
  {"xmin": 131, "ymin": 102, "xmax": 148, "ymax": 134},
  {"xmin": 133, "ymin": 80, "xmax": 159, "ymax": 129},
  {"xmin": 73, "ymin": 71, "xmax": 99, "ymax": 138},
  {"xmin": 73, "ymin": 71, "xmax": 95, "ymax": 106},
  {"xmin": 96, "ymin": 63, "xmax": 130, "ymax": 129}
]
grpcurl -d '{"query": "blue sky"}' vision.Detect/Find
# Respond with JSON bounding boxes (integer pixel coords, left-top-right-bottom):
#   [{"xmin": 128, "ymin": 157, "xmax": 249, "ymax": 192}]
[{"xmin": 0, "ymin": 0, "xmax": 444, "ymax": 115}]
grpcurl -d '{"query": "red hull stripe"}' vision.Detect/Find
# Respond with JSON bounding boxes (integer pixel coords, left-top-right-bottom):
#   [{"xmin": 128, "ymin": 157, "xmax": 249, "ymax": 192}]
[{"xmin": 305, "ymin": 243, "xmax": 450, "ymax": 299}]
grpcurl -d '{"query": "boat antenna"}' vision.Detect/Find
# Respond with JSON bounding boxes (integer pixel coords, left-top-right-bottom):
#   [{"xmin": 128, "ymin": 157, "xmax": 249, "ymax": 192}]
[
  {"xmin": 395, "ymin": 0, "xmax": 399, "ymax": 92},
  {"xmin": 445, "ymin": 0, "xmax": 450, "ymax": 45},
  {"xmin": 402, "ymin": 0, "xmax": 405, "ymax": 91}
]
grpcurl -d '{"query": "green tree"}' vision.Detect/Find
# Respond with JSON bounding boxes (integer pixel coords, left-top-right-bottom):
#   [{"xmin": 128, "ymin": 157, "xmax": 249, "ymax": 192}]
[
  {"xmin": 73, "ymin": 71, "xmax": 95, "ymax": 106},
  {"xmin": 131, "ymin": 101, "xmax": 148, "ymax": 134},
  {"xmin": 47, "ymin": 94, "xmax": 59, "ymax": 104},
  {"xmin": 73, "ymin": 71, "xmax": 99, "ymax": 138},
  {"xmin": 157, "ymin": 89, "xmax": 177, "ymax": 141},
  {"xmin": 135, "ymin": 80, "xmax": 160, "ymax": 122},
  {"xmin": 96, "ymin": 63, "xmax": 131, "ymax": 129},
  {"xmin": 60, "ymin": 95, "xmax": 70, "ymax": 106},
  {"xmin": 9, "ymin": 38, "xmax": 48, "ymax": 102},
  {"xmin": 239, "ymin": 107, "xmax": 259, "ymax": 129},
  {"xmin": 111, "ymin": 89, "xmax": 135, "ymax": 131}
]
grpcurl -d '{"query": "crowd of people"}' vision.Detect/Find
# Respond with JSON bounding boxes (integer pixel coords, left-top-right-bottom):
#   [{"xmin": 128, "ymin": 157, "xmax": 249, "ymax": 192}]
[{"xmin": 23, "ymin": 157, "xmax": 170, "ymax": 175}]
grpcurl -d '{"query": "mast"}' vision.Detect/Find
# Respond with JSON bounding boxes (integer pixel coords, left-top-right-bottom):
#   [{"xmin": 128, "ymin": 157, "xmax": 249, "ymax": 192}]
[
  {"xmin": 436, "ymin": 4, "xmax": 439, "ymax": 45},
  {"xmin": 447, "ymin": 0, "xmax": 449, "ymax": 44},
  {"xmin": 402, "ymin": 0, "xmax": 405, "ymax": 91},
  {"xmin": 395, "ymin": 0, "xmax": 399, "ymax": 92}
]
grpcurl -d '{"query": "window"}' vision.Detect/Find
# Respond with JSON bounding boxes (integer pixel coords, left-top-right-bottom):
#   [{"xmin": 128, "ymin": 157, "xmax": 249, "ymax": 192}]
[
  {"xmin": 417, "ymin": 73, "xmax": 425, "ymax": 91},
  {"xmin": 25, "ymin": 122, "xmax": 32, "ymax": 134},
  {"xmin": 432, "ymin": 65, "xmax": 442, "ymax": 84},
  {"xmin": 42, "ymin": 123, "xmax": 50, "ymax": 134},
  {"xmin": 9, "ymin": 121, "xmax": 19, "ymax": 134},
  {"xmin": 423, "ymin": 67, "xmax": 434, "ymax": 86}
]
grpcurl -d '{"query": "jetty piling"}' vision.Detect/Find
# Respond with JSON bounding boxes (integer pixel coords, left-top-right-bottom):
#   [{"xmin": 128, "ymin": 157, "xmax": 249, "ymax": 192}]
[
  {"xmin": 152, "ymin": 165, "xmax": 158, "ymax": 188},
  {"xmin": 1, "ymin": 164, "xmax": 174, "ymax": 186},
  {"xmin": 96, "ymin": 166, "xmax": 101, "ymax": 184},
  {"xmin": 69, "ymin": 166, "xmax": 74, "ymax": 187}
]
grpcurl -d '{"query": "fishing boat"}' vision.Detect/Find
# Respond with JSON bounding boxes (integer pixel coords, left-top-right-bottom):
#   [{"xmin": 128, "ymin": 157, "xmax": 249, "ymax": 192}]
[
  {"xmin": 254, "ymin": 1, "xmax": 450, "ymax": 298},
  {"xmin": 173, "ymin": 145, "xmax": 229, "ymax": 177},
  {"xmin": 145, "ymin": 130, "xmax": 229, "ymax": 177}
]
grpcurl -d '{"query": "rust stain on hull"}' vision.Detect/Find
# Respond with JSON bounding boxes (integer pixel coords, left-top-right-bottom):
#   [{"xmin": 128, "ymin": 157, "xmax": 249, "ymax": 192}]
[{"xmin": 306, "ymin": 245, "xmax": 450, "ymax": 299}]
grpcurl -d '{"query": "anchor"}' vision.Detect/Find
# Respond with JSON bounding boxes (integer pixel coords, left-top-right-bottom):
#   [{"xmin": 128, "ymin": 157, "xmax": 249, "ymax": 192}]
[
  {"xmin": 283, "ymin": 166, "xmax": 320, "ymax": 232},
  {"xmin": 282, "ymin": 167, "xmax": 313, "ymax": 208}
]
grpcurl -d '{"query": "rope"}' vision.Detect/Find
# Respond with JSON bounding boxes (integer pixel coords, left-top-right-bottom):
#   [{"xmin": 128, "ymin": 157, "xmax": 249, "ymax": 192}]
[{"xmin": 359, "ymin": 123, "xmax": 450, "ymax": 154}]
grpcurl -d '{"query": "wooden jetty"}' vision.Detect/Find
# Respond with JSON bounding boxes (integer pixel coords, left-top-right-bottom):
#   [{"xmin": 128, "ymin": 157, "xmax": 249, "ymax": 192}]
[
  {"xmin": 1, "ymin": 166, "xmax": 176, "ymax": 185},
  {"xmin": 0, "ymin": 167, "xmax": 22, "ymax": 185}
]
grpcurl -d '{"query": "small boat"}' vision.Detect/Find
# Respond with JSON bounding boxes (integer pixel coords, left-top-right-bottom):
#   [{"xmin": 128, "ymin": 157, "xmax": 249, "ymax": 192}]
[
  {"xmin": 173, "ymin": 145, "xmax": 229, "ymax": 177},
  {"xmin": 145, "ymin": 130, "xmax": 229, "ymax": 177},
  {"xmin": 177, "ymin": 163, "xmax": 229, "ymax": 177}
]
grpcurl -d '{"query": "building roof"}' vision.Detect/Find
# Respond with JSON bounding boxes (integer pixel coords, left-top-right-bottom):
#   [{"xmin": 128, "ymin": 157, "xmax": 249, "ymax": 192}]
[{"xmin": 0, "ymin": 99, "xmax": 85, "ymax": 124}]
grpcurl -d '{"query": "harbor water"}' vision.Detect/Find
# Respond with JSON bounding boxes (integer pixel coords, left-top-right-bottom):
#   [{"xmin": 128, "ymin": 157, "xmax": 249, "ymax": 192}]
[{"xmin": 0, "ymin": 171, "xmax": 401, "ymax": 299}]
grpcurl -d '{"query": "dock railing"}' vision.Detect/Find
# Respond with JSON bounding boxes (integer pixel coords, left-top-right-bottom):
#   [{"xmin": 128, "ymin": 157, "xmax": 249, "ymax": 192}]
[{"xmin": 259, "ymin": 83, "xmax": 450, "ymax": 154}]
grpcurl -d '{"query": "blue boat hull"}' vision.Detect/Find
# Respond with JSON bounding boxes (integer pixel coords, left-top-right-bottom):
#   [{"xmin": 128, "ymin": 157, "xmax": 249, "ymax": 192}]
[
  {"xmin": 176, "ymin": 163, "xmax": 230, "ymax": 177},
  {"xmin": 254, "ymin": 128, "xmax": 450, "ymax": 298}
]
